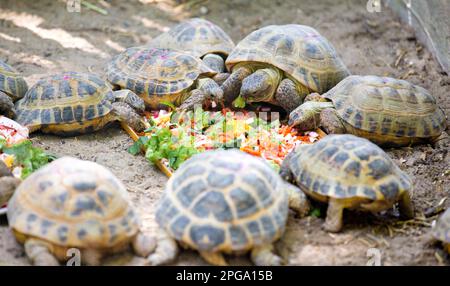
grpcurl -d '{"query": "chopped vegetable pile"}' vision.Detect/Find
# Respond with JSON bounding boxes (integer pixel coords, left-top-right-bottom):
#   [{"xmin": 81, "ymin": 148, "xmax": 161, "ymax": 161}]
[
  {"xmin": 1, "ymin": 116, "xmax": 55, "ymax": 179},
  {"xmin": 129, "ymin": 109, "xmax": 320, "ymax": 173},
  {"xmin": 0, "ymin": 139, "xmax": 56, "ymax": 179}
]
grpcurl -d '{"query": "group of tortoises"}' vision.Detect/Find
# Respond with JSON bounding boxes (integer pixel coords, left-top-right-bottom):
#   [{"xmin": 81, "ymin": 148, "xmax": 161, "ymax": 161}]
[{"xmin": 0, "ymin": 18, "xmax": 449, "ymax": 266}]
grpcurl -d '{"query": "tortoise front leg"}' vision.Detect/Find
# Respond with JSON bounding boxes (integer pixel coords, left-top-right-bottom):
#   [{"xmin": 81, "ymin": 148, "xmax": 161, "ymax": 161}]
[
  {"xmin": 284, "ymin": 182, "xmax": 310, "ymax": 218},
  {"xmin": 220, "ymin": 66, "xmax": 252, "ymax": 104},
  {"xmin": 112, "ymin": 89, "xmax": 145, "ymax": 113},
  {"xmin": 274, "ymin": 79, "xmax": 308, "ymax": 113},
  {"xmin": 251, "ymin": 244, "xmax": 283, "ymax": 266},
  {"xmin": 0, "ymin": 177, "xmax": 21, "ymax": 206},
  {"xmin": 320, "ymin": 108, "xmax": 346, "ymax": 134},
  {"xmin": 323, "ymin": 198, "xmax": 345, "ymax": 233},
  {"xmin": 178, "ymin": 89, "xmax": 208, "ymax": 111},
  {"xmin": 24, "ymin": 239, "xmax": 59, "ymax": 266},
  {"xmin": 147, "ymin": 229, "xmax": 178, "ymax": 266},
  {"xmin": 111, "ymin": 102, "xmax": 146, "ymax": 132},
  {"xmin": 132, "ymin": 231, "xmax": 156, "ymax": 257},
  {"xmin": 202, "ymin": 54, "xmax": 225, "ymax": 73},
  {"xmin": 288, "ymin": 101, "xmax": 333, "ymax": 131},
  {"xmin": 199, "ymin": 251, "xmax": 227, "ymax": 266},
  {"xmin": 398, "ymin": 191, "xmax": 415, "ymax": 219},
  {"xmin": 0, "ymin": 91, "xmax": 15, "ymax": 118}
]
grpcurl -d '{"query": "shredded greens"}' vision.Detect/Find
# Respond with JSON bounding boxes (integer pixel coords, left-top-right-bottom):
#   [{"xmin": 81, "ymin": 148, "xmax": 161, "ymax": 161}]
[
  {"xmin": 233, "ymin": 95, "xmax": 246, "ymax": 108},
  {"xmin": 0, "ymin": 139, "xmax": 56, "ymax": 179},
  {"xmin": 128, "ymin": 126, "xmax": 198, "ymax": 170}
]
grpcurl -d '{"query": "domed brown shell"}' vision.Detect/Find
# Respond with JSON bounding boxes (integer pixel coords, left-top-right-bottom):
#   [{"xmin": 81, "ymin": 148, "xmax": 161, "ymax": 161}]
[
  {"xmin": 324, "ymin": 75, "xmax": 446, "ymax": 140},
  {"xmin": 106, "ymin": 47, "xmax": 216, "ymax": 109},
  {"xmin": 14, "ymin": 72, "xmax": 114, "ymax": 131},
  {"xmin": 156, "ymin": 150, "xmax": 288, "ymax": 253},
  {"xmin": 288, "ymin": 134, "xmax": 412, "ymax": 201},
  {"xmin": 0, "ymin": 60, "xmax": 28, "ymax": 101},
  {"xmin": 225, "ymin": 24, "xmax": 349, "ymax": 93},
  {"xmin": 148, "ymin": 18, "xmax": 235, "ymax": 58},
  {"xmin": 7, "ymin": 157, "xmax": 140, "ymax": 248}
]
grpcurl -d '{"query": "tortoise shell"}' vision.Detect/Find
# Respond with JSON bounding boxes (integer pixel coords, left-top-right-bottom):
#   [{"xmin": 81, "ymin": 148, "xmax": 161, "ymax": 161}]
[
  {"xmin": 0, "ymin": 60, "xmax": 28, "ymax": 101},
  {"xmin": 7, "ymin": 157, "xmax": 140, "ymax": 249},
  {"xmin": 14, "ymin": 72, "xmax": 114, "ymax": 133},
  {"xmin": 225, "ymin": 24, "xmax": 349, "ymax": 93},
  {"xmin": 106, "ymin": 47, "xmax": 216, "ymax": 109},
  {"xmin": 432, "ymin": 208, "xmax": 450, "ymax": 245},
  {"xmin": 156, "ymin": 150, "xmax": 289, "ymax": 253},
  {"xmin": 148, "ymin": 18, "xmax": 235, "ymax": 58},
  {"xmin": 288, "ymin": 134, "xmax": 412, "ymax": 201},
  {"xmin": 324, "ymin": 75, "xmax": 446, "ymax": 141}
]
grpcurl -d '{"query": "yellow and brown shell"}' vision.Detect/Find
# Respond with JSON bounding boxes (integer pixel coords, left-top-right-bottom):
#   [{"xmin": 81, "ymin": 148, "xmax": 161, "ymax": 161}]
[
  {"xmin": 225, "ymin": 24, "xmax": 349, "ymax": 93},
  {"xmin": 14, "ymin": 72, "xmax": 115, "ymax": 135},
  {"xmin": 148, "ymin": 18, "xmax": 235, "ymax": 58},
  {"xmin": 7, "ymin": 157, "xmax": 140, "ymax": 249},
  {"xmin": 157, "ymin": 150, "xmax": 288, "ymax": 253},
  {"xmin": 288, "ymin": 134, "xmax": 412, "ymax": 202},
  {"xmin": 324, "ymin": 75, "xmax": 446, "ymax": 144},
  {"xmin": 106, "ymin": 47, "xmax": 216, "ymax": 109},
  {"xmin": 0, "ymin": 60, "xmax": 28, "ymax": 101}
]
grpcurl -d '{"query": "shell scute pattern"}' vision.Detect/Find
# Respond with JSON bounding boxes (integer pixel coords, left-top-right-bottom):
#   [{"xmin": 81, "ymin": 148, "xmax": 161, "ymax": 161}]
[
  {"xmin": 15, "ymin": 72, "xmax": 112, "ymax": 127},
  {"xmin": 325, "ymin": 75, "xmax": 446, "ymax": 138},
  {"xmin": 149, "ymin": 18, "xmax": 235, "ymax": 58},
  {"xmin": 157, "ymin": 150, "xmax": 289, "ymax": 253},
  {"xmin": 290, "ymin": 135, "xmax": 412, "ymax": 201},
  {"xmin": 106, "ymin": 47, "xmax": 215, "ymax": 107},
  {"xmin": 7, "ymin": 157, "xmax": 140, "ymax": 248},
  {"xmin": 0, "ymin": 60, "xmax": 28, "ymax": 101},
  {"xmin": 226, "ymin": 24, "xmax": 349, "ymax": 93}
]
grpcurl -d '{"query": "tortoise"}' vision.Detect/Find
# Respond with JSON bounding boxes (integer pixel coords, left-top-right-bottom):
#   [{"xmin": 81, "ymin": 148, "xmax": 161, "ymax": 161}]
[
  {"xmin": 280, "ymin": 134, "xmax": 415, "ymax": 232},
  {"xmin": 288, "ymin": 75, "xmax": 448, "ymax": 147},
  {"xmin": 14, "ymin": 71, "xmax": 146, "ymax": 136},
  {"xmin": 147, "ymin": 149, "xmax": 310, "ymax": 266},
  {"xmin": 7, "ymin": 157, "xmax": 156, "ymax": 266},
  {"xmin": 106, "ymin": 47, "xmax": 224, "ymax": 110},
  {"xmin": 148, "ymin": 18, "xmax": 235, "ymax": 77},
  {"xmin": 0, "ymin": 60, "xmax": 28, "ymax": 118},
  {"xmin": 430, "ymin": 208, "xmax": 450, "ymax": 254},
  {"xmin": 0, "ymin": 160, "xmax": 21, "ymax": 207},
  {"xmin": 221, "ymin": 24, "xmax": 349, "ymax": 112}
]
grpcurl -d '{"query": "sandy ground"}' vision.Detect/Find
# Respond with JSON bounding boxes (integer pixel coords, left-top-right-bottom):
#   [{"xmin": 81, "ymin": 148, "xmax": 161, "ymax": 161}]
[{"xmin": 0, "ymin": 0, "xmax": 449, "ymax": 266}]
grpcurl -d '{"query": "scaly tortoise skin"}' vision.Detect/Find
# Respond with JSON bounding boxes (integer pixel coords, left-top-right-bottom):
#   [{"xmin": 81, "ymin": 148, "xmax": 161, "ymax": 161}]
[
  {"xmin": 431, "ymin": 208, "xmax": 450, "ymax": 254},
  {"xmin": 280, "ymin": 134, "xmax": 414, "ymax": 232},
  {"xmin": 148, "ymin": 18, "xmax": 235, "ymax": 74},
  {"xmin": 0, "ymin": 160, "xmax": 21, "ymax": 206},
  {"xmin": 221, "ymin": 24, "xmax": 349, "ymax": 111},
  {"xmin": 0, "ymin": 60, "xmax": 28, "ymax": 118},
  {"xmin": 107, "ymin": 47, "xmax": 223, "ymax": 111},
  {"xmin": 289, "ymin": 75, "xmax": 448, "ymax": 147},
  {"xmin": 148, "ymin": 150, "xmax": 310, "ymax": 266},
  {"xmin": 14, "ymin": 72, "xmax": 146, "ymax": 136},
  {"xmin": 6, "ymin": 157, "xmax": 155, "ymax": 266}
]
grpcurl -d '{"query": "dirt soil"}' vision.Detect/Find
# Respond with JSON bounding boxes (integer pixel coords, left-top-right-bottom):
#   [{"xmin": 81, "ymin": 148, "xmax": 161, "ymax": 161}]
[{"xmin": 0, "ymin": 0, "xmax": 449, "ymax": 266}]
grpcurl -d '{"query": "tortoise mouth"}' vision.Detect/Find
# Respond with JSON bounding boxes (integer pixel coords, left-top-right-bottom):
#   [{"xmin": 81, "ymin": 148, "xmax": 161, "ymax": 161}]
[{"xmin": 242, "ymin": 85, "xmax": 272, "ymax": 103}]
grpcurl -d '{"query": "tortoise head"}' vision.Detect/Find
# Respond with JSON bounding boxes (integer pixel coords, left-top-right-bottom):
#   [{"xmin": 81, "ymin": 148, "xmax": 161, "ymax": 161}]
[{"xmin": 239, "ymin": 68, "xmax": 280, "ymax": 103}]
